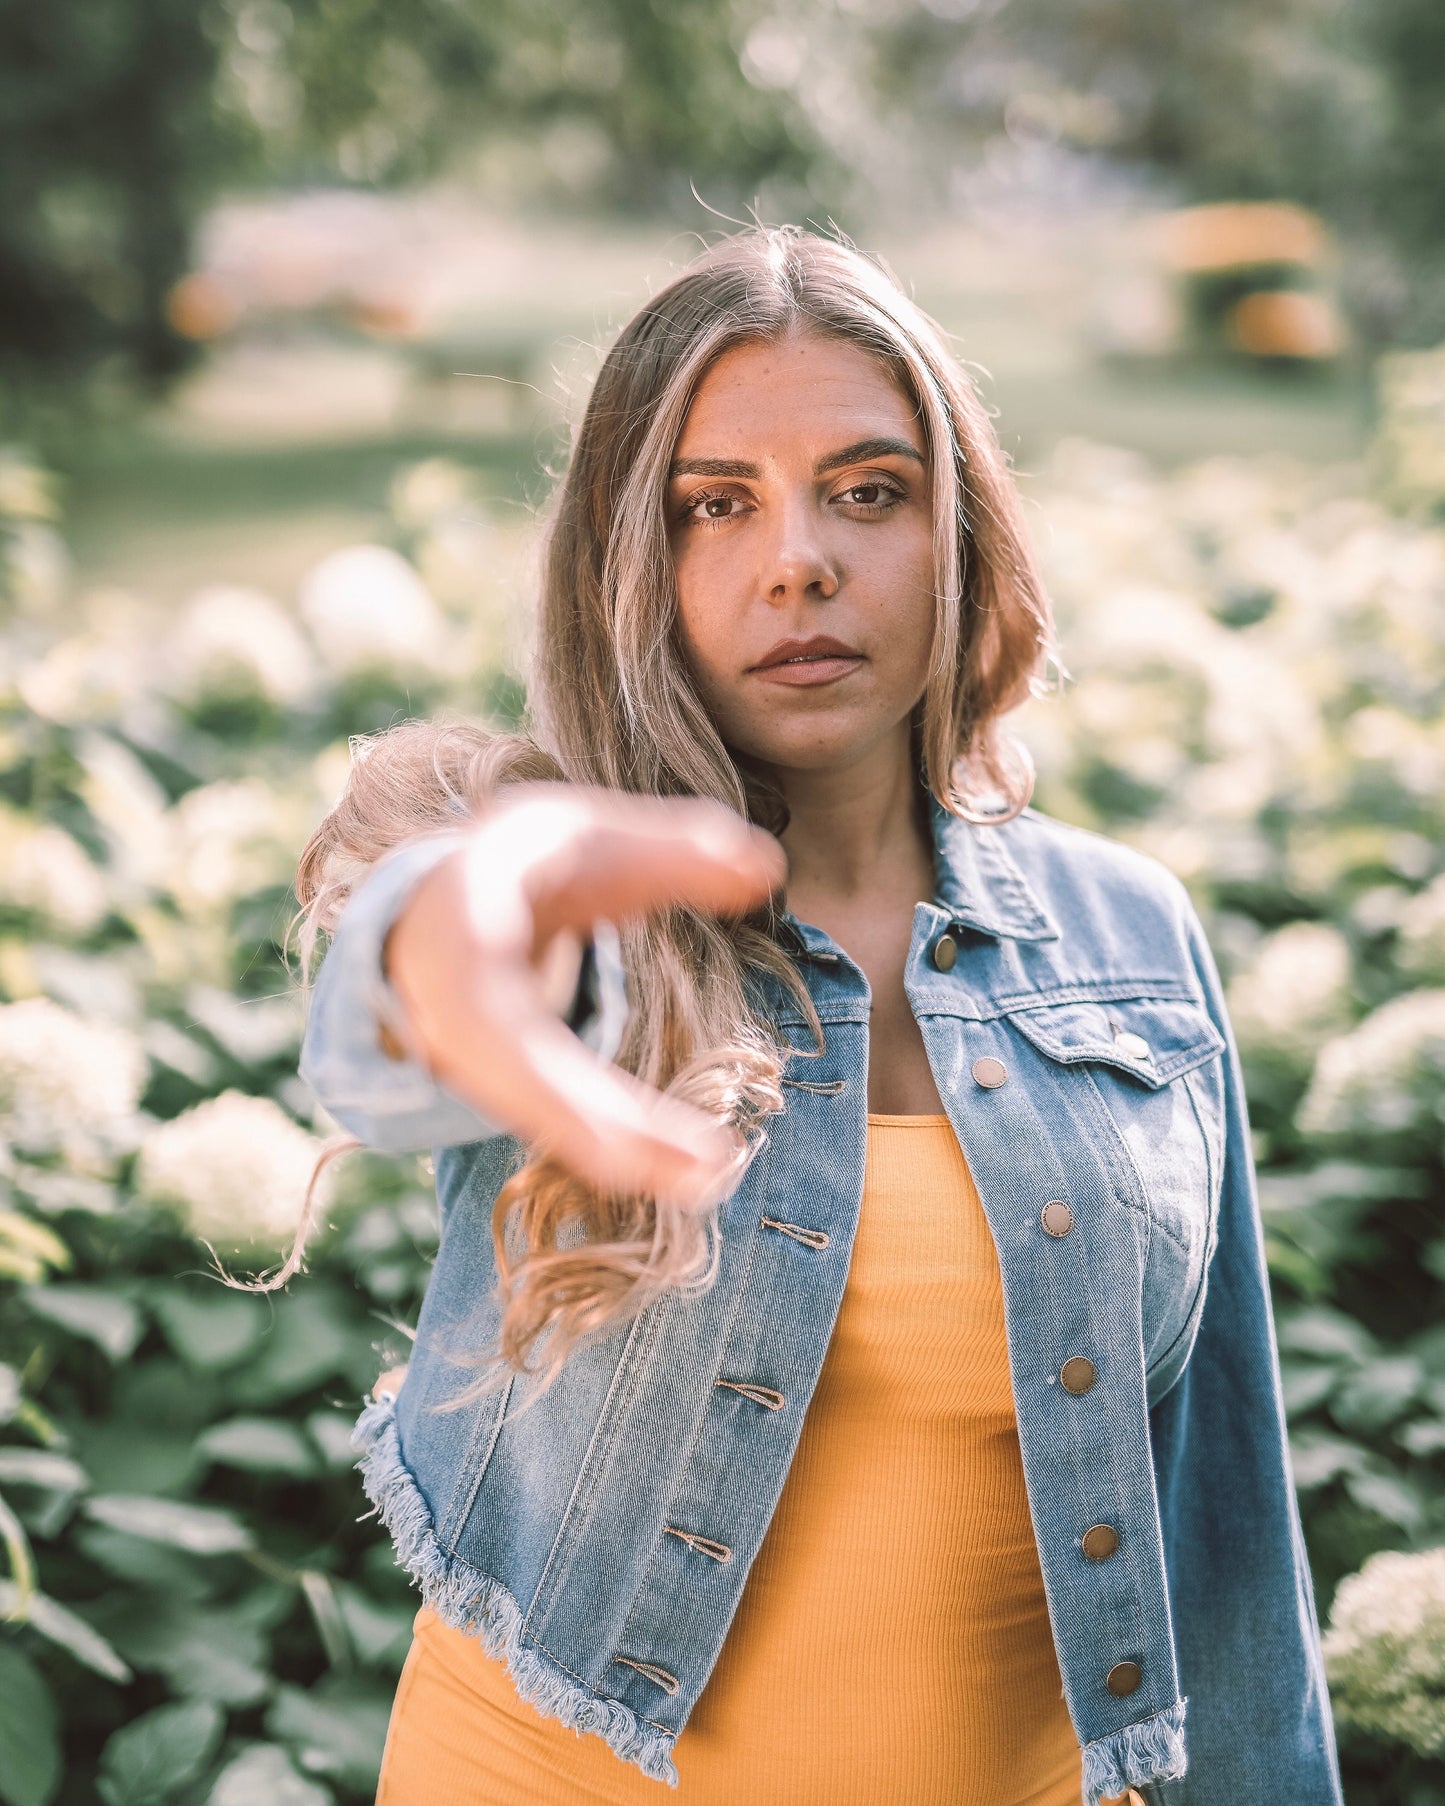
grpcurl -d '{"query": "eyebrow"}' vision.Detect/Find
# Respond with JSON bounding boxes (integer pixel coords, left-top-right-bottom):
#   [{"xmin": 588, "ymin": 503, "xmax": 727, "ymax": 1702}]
[{"xmin": 668, "ymin": 436, "xmax": 927, "ymax": 480}]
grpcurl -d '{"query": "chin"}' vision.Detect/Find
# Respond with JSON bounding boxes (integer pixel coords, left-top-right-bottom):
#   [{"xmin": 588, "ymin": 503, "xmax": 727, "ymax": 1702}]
[{"xmin": 733, "ymin": 726, "xmax": 883, "ymax": 772}]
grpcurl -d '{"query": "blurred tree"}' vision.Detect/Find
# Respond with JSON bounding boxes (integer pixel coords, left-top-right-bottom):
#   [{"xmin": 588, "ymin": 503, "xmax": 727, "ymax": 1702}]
[
  {"xmin": 270, "ymin": 0, "xmax": 812, "ymax": 208},
  {"xmin": 0, "ymin": 0, "xmax": 820, "ymax": 400},
  {"xmin": 0, "ymin": 0, "xmax": 246, "ymax": 393}
]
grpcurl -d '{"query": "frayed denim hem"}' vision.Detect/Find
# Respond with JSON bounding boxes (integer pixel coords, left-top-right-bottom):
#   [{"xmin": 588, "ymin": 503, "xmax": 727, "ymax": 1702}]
[
  {"xmin": 1080, "ymin": 1697, "xmax": 1188, "ymax": 1803},
  {"xmin": 351, "ymin": 1396, "xmax": 681, "ymax": 1787}
]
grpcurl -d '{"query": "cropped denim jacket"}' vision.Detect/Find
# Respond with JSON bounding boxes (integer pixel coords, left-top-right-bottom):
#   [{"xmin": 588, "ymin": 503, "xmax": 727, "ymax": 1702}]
[{"xmin": 298, "ymin": 795, "xmax": 1344, "ymax": 1806}]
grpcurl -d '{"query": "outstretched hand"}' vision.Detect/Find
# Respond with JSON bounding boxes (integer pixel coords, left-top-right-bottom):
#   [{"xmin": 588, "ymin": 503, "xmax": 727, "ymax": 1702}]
[{"xmin": 382, "ymin": 783, "xmax": 787, "ymax": 1212}]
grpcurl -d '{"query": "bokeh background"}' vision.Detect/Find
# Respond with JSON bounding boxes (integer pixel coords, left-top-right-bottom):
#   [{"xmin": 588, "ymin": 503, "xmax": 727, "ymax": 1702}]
[{"xmin": 3, "ymin": 3, "xmax": 1445, "ymax": 1802}]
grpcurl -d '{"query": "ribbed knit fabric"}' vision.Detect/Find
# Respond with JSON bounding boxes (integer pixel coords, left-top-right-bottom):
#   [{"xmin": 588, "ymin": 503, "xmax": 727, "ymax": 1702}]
[{"xmin": 375, "ymin": 1115, "xmax": 1099, "ymax": 1805}]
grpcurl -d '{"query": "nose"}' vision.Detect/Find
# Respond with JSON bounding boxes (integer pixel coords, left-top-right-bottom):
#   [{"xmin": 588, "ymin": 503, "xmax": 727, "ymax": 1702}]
[{"xmin": 764, "ymin": 491, "xmax": 839, "ymax": 604}]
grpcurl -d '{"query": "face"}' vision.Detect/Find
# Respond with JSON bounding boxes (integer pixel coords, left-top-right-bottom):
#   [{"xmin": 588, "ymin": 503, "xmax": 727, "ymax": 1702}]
[{"xmin": 665, "ymin": 330, "xmax": 937, "ymax": 780}]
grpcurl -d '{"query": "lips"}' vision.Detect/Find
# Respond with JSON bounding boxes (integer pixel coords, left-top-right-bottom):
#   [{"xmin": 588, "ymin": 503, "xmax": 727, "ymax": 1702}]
[{"xmin": 750, "ymin": 635, "xmax": 863, "ymax": 671}]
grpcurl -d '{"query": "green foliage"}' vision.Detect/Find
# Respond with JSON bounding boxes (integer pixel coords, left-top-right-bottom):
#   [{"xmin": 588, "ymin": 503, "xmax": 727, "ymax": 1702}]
[
  {"xmin": 0, "ymin": 1644, "xmax": 61, "ymax": 1806},
  {"xmin": 0, "ymin": 451, "xmax": 455, "ymax": 1797},
  {"xmin": 0, "ymin": 0, "xmax": 239, "ymax": 392},
  {"xmin": 97, "ymin": 1699, "xmax": 225, "ymax": 1806}
]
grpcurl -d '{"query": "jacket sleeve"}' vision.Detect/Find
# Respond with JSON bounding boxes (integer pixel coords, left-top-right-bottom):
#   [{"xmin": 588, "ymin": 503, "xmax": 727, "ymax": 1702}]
[
  {"xmin": 1147, "ymin": 885, "xmax": 1345, "ymax": 1803},
  {"xmin": 296, "ymin": 831, "xmax": 630, "ymax": 1156}
]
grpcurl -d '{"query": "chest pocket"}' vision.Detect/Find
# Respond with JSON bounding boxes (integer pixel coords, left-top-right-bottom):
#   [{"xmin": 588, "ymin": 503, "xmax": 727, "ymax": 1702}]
[{"xmin": 1001, "ymin": 990, "xmax": 1228, "ymax": 1397}]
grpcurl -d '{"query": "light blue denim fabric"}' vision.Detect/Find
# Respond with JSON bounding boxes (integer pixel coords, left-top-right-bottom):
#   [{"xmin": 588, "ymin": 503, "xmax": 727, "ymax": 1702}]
[{"xmin": 298, "ymin": 796, "xmax": 1344, "ymax": 1806}]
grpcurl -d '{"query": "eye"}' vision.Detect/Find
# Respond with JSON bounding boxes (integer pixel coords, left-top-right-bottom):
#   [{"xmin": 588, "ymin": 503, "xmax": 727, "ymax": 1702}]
[
  {"xmin": 679, "ymin": 487, "xmax": 752, "ymax": 530},
  {"xmin": 834, "ymin": 478, "xmax": 905, "ymax": 513}
]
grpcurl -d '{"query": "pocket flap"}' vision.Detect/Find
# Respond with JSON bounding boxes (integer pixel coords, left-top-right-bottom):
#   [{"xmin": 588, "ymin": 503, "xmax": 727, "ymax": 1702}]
[{"xmin": 1004, "ymin": 994, "xmax": 1226, "ymax": 1089}]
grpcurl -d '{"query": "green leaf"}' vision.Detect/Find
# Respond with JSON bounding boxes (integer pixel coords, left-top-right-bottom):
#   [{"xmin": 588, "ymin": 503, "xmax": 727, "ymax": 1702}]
[
  {"xmin": 0, "ymin": 1214, "xmax": 70, "ymax": 1277},
  {"xmin": 107, "ymin": 1599, "xmax": 272, "ymax": 1708},
  {"xmin": 1276, "ymin": 1307, "xmax": 1377, "ymax": 1366},
  {"xmin": 1332, "ymin": 1356, "xmax": 1425, "ymax": 1431},
  {"xmin": 12, "ymin": 1167, "xmax": 118, "ymax": 1217},
  {"xmin": 0, "ymin": 1582, "xmax": 132, "ymax": 1682},
  {"xmin": 0, "ymin": 1366, "xmax": 19, "ymax": 1426},
  {"xmin": 228, "ymin": 1286, "xmax": 365, "ymax": 1407},
  {"xmin": 1344, "ymin": 1469, "xmax": 1426, "ymax": 1529},
  {"xmin": 197, "ymin": 1418, "xmax": 317, "ymax": 1478},
  {"xmin": 83, "ymin": 1495, "xmax": 253, "ymax": 1556},
  {"xmin": 149, "ymin": 1290, "xmax": 266, "ymax": 1372},
  {"xmin": 208, "ymin": 1744, "xmax": 332, "ymax": 1806},
  {"xmin": 0, "ymin": 1450, "xmax": 87, "ymax": 1492},
  {"xmin": 1279, "ymin": 1361, "xmax": 1336, "ymax": 1419},
  {"xmin": 22, "ymin": 1286, "xmax": 144, "ymax": 1361},
  {"xmin": 97, "ymin": 1699, "xmax": 224, "ymax": 1806},
  {"xmin": 305, "ymin": 1411, "xmax": 359, "ymax": 1471},
  {"xmin": 73, "ymin": 1526, "xmax": 215, "ymax": 1598},
  {"xmin": 0, "ymin": 1644, "xmax": 61, "ymax": 1806},
  {"xmin": 333, "ymin": 1583, "xmax": 413, "ymax": 1667},
  {"xmin": 264, "ymin": 1684, "xmax": 392, "ymax": 1792},
  {"xmin": 1397, "ymin": 1417, "xmax": 1445, "ymax": 1456},
  {"xmin": 1288, "ymin": 1429, "xmax": 1369, "ymax": 1489}
]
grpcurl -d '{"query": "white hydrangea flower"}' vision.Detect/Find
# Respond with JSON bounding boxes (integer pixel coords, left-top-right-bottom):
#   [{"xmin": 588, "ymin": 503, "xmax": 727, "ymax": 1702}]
[
  {"xmin": 18, "ymin": 633, "xmax": 140, "ymax": 727},
  {"xmin": 166, "ymin": 585, "xmax": 318, "ymax": 709},
  {"xmin": 0, "ymin": 812, "xmax": 108, "ymax": 935},
  {"xmin": 1226, "ymin": 921, "xmax": 1354, "ymax": 1066},
  {"xmin": 135, "ymin": 1090, "xmax": 334, "ymax": 1251},
  {"xmin": 1343, "ymin": 706, "xmax": 1445, "ymax": 801},
  {"xmin": 1322, "ymin": 1545, "xmax": 1445, "ymax": 1757},
  {"xmin": 0, "ymin": 998, "xmax": 147, "ymax": 1159},
  {"xmin": 75, "ymin": 732, "xmax": 174, "ymax": 895},
  {"xmin": 298, "ymin": 544, "xmax": 450, "ymax": 679},
  {"xmin": 169, "ymin": 778, "xmax": 298, "ymax": 911},
  {"xmin": 1296, "ymin": 987, "xmax": 1445, "ymax": 1144},
  {"xmin": 1397, "ymin": 874, "xmax": 1445, "ymax": 983}
]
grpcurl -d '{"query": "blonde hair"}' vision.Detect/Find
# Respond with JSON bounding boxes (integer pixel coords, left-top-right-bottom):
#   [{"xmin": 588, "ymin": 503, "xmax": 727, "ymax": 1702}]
[{"xmin": 288, "ymin": 224, "xmax": 1060, "ymax": 1406}]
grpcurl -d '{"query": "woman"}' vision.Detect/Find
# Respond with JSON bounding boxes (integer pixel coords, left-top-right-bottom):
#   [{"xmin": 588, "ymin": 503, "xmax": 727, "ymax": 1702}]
[{"xmin": 294, "ymin": 226, "xmax": 1344, "ymax": 1805}]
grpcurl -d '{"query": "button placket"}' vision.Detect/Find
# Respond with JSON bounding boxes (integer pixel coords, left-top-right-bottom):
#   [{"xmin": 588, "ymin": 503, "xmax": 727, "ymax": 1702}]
[{"xmin": 929, "ymin": 1010, "xmax": 1180, "ymax": 1740}]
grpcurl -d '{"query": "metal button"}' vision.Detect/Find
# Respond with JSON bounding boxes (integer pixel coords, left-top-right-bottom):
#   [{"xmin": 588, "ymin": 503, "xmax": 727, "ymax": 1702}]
[
  {"xmin": 1113, "ymin": 1029, "xmax": 1152, "ymax": 1061},
  {"xmin": 1060, "ymin": 1356, "xmax": 1097, "ymax": 1394},
  {"xmin": 971, "ymin": 1056, "xmax": 1008, "ymax": 1089},
  {"xmin": 1040, "ymin": 1200, "xmax": 1075, "ymax": 1237},
  {"xmin": 1082, "ymin": 1523, "xmax": 1119, "ymax": 1561},
  {"xmin": 1106, "ymin": 1660, "xmax": 1143, "ymax": 1697},
  {"xmin": 931, "ymin": 933, "xmax": 958, "ymax": 972}
]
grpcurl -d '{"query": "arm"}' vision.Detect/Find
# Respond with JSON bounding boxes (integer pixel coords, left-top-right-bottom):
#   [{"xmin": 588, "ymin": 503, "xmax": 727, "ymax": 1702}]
[
  {"xmin": 1147, "ymin": 887, "xmax": 1344, "ymax": 1803},
  {"xmin": 297, "ymin": 830, "xmax": 629, "ymax": 1156}
]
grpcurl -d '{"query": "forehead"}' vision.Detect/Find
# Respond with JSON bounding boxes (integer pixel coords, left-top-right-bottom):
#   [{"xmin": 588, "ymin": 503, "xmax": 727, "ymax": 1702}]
[{"xmin": 675, "ymin": 332, "xmax": 921, "ymax": 453}]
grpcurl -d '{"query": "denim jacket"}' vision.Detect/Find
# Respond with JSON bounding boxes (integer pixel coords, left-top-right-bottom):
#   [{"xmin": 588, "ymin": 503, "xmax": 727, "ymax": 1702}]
[{"xmin": 298, "ymin": 795, "xmax": 1344, "ymax": 1806}]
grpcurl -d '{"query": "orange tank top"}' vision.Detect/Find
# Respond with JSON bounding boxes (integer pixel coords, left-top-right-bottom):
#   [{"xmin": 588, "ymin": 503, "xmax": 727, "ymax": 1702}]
[{"xmin": 376, "ymin": 1115, "xmax": 1088, "ymax": 1805}]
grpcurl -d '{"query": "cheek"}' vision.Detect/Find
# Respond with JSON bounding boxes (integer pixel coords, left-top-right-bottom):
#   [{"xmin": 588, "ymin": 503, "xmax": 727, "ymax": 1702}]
[
  {"xmin": 671, "ymin": 569, "xmax": 735, "ymax": 703},
  {"xmin": 857, "ymin": 534, "xmax": 937, "ymax": 674}
]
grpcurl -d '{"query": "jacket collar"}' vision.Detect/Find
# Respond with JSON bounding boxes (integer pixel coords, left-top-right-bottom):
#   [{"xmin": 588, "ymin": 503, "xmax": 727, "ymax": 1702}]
[
  {"xmin": 927, "ymin": 791, "xmax": 1061, "ymax": 942},
  {"xmin": 776, "ymin": 789, "xmax": 1061, "ymax": 953}
]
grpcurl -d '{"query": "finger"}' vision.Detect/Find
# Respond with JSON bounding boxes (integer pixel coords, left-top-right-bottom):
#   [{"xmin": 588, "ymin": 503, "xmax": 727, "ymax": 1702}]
[
  {"xmin": 470, "ymin": 789, "xmax": 786, "ymax": 944},
  {"xmin": 429, "ymin": 974, "xmax": 744, "ymax": 1211}
]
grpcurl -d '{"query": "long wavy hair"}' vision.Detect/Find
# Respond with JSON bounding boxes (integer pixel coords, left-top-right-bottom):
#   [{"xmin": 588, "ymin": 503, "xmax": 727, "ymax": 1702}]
[{"xmin": 287, "ymin": 223, "xmax": 1061, "ymax": 1408}]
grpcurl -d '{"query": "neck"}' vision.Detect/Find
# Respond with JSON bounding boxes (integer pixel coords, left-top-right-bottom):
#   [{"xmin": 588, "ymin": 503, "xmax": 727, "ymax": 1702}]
[{"xmin": 767, "ymin": 729, "xmax": 934, "ymax": 909}]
